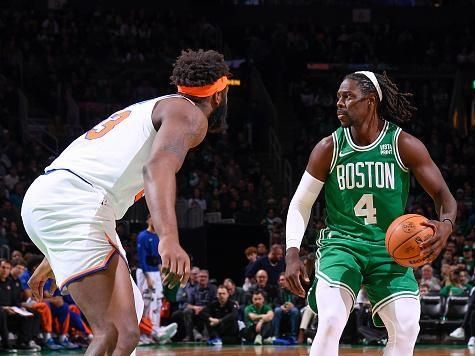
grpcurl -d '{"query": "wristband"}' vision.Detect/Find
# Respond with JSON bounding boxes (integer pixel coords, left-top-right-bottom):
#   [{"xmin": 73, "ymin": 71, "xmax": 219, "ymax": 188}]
[{"xmin": 442, "ymin": 218, "xmax": 454, "ymax": 231}]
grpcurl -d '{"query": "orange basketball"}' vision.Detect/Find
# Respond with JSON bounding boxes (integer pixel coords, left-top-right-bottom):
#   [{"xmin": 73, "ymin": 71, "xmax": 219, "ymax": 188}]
[{"xmin": 385, "ymin": 214, "xmax": 435, "ymax": 268}]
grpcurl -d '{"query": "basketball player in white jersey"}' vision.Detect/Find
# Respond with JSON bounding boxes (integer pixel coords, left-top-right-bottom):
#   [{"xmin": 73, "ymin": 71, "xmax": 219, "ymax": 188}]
[{"xmin": 21, "ymin": 49, "xmax": 230, "ymax": 355}]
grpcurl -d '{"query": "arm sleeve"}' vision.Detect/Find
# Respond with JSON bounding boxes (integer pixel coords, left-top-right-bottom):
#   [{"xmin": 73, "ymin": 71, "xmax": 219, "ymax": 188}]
[{"xmin": 286, "ymin": 171, "xmax": 324, "ymax": 250}]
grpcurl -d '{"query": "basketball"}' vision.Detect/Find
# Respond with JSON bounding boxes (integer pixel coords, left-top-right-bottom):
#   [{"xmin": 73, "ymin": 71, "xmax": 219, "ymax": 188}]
[{"xmin": 385, "ymin": 214, "xmax": 435, "ymax": 268}]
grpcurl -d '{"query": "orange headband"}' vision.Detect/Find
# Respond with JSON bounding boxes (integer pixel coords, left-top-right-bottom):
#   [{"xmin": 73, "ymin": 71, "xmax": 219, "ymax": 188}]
[{"xmin": 177, "ymin": 76, "xmax": 228, "ymax": 97}]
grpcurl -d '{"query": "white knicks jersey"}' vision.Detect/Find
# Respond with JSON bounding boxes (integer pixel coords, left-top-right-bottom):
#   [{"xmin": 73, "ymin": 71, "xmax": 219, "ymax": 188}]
[{"xmin": 46, "ymin": 94, "xmax": 195, "ymax": 219}]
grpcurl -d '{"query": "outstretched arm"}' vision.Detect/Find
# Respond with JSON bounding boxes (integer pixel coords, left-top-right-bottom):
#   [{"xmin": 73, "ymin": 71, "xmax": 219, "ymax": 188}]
[
  {"xmin": 285, "ymin": 136, "xmax": 333, "ymax": 297},
  {"xmin": 398, "ymin": 132, "xmax": 457, "ymax": 262},
  {"xmin": 144, "ymin": 102, "xmax": 207, "ymax": 288}
]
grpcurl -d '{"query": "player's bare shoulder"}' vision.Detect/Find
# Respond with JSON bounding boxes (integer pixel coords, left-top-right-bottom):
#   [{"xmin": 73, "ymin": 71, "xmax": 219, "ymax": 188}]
[
  {"xmin": 152, "ymin": 97, "xmax": 208, "ymax": 149},
  {"xmin": 307, "ymin": 135, "xmax": 334, "ymax": 181}
]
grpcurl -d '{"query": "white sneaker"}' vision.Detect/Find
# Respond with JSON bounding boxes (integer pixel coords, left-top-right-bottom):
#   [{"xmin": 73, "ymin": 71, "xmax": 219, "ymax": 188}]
[
  {"xmin": 450, "ymin": 327, "xmax": 466, "ymax": 340},
  {"xmin": 254, "ymin": 334, "xmax": 262, "ymax": 345},
  {"xmin": 152, "ymin": 323, "xmax": 178, "ymax": 344},
  {"xmin": 263, "ymin": 336, "xmax": 274, "ymax": 345},
  {"xmin": 468, "ymin": 336, "xmax": 475, "ymax": 348},
  {"xmin": 138, "ymin": 335, "xmax": 154, "ymax": 346},
  {"xmin": 28, "ymin": 340, "xmax": 42, "ymax": 351}
]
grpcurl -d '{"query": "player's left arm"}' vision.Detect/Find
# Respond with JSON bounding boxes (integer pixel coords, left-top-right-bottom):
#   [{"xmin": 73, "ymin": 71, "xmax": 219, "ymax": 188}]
[
  {"xmin": 398, "ymin": 131, "xmax": 457, "ymax": 261},
  {"xmin": 144, "ymin": 102, "xmax": 208, "ymax": 288}
]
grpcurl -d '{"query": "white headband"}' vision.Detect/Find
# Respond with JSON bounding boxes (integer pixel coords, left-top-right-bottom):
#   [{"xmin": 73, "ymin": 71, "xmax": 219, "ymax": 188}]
[{"xmin": 355, "ymin": 71, "xmax": 383, "ymax": 102}]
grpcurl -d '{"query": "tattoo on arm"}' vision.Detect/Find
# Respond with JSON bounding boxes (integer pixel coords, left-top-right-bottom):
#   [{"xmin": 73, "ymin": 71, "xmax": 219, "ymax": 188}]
[
  {"xmin": 157, "ymin": 136, "xmax": 187, "ymax": 162},
  {"xmin": 155, "ymin": 113, "xmax": 206, "ymax": 164}
]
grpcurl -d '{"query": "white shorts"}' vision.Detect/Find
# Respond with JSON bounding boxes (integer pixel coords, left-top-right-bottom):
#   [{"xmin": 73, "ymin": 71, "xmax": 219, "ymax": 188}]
[
  {"xmin": 136, "ymin": 269, "xmax": 163, "ymax": 299},
  {"xmin": 21, "ymin": 169, "xmax": 128, "ymax": 293}
]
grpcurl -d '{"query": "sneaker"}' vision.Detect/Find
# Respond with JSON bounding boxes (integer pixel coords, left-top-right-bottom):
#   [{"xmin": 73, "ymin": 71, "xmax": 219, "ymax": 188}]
[
  {"xmin": 192, "ymin": 328, "xmax": 203, "ymax": 342},
  {"xmin": 0, "ymin": 345, "xmax": 17, "ymax": 353},
  {"xmin": 138, "ymin": 335, "xmax": 154, "ymax": 346},
  {"xmin": 287, "ymin": 336, "xmax": 297, "ymax": 345},
  {"xmin": 207, "ymin": 337, "xmax": 223, "ymax": 346},
  {"xmin": 469, "ymin": 336, "xmax": 475, "ymax": 348},
  {"xmin": 58, "ymin": 337, "xmax": 79, "ymax": 350},
  {"xmin": 451, "ymin": 327, "xmax": 466, "ymax": 340},
  {"xmin": 16, "ymin": 342, "xmax": 39, "ymax": 352},
  {"xmin": 28, "ymin": 340, "xmax": 41, "ymax": 351},
  {"xmin": 45, "ymin": 338, "xmax": 64, "ymax": 350},
  {"xmin": 272, "ymin": 337, "xmax": 290, "ymax": 346},
  {"xmin": 263, "ymin": 336, "xmax": 275, "ymax": 345},
  {"xmin": 152, "ymin": 323, "xmax": 178, "ymax": 344},
  {"xmin": 253, "ymin": 334, "xmax": 262, "ymax": 345}
]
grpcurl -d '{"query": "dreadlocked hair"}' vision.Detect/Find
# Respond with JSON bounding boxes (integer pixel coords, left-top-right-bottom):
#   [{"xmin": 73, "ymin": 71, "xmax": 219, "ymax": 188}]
[
  {"xmin": 170, "ymin": 49, "xmax": 230, "ymax": 88},
  {"xmin": 345, "ymin": 71, "xmax": 417, "ymax": 123}
]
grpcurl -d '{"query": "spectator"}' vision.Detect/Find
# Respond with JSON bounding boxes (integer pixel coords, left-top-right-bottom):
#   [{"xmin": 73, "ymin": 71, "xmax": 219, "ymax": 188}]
[
  {"xmin": 246, "ymin": 269, "xmax": 278, "ymax": 306},
  {"xmin": 171, "ymin": 266, "xmax": 200, "ymax": 341},
  {"xmin": 183, "ymin": 270, "xmax": 217, "ymax": 342},
  {"xmin": 419, "ymin": 283, "xmax": 430, "ymax": 296},
  {"xmin": 261, "ymin": 208, "xmax": 282, "ymax": 236},
  {"xmin": 243, "ymin": 246, "xmax": 257, "ymax": 292},
  {"xmin": 201, "ymin": 285, "xmax": 239, "ymax": 345},
  {"xmin": 235, "ymin": 199, "xmax": 260, "ymax": 224},
  {"xmin": 10, "ymin": 250, "xmax": 22, "ymax": 264},
  {"xmin": 463, "ymin": 245, "xmax": 475, "ymax": 274},
  {"xmin": 440, "ymin": 269, "xmax": 471, "ymax": 297},
  {"xmin": 19, "ymin": 254, "xmax": 78, "ymax": 349},
  {"xmin": 246, "ymin": 244, "xmax": 285, "ymax": 286},
  {"xmin": 243, "ymin": 290, "xmax": 274, "ymax": 345},
  {"xmin": 136, "ymin": 214, "xmax": 177, "ymax": 344},
  {"xmin": 272, "ymin": 273, "xmax": 304, "ymax": 344},
  {"xmin": 419, "ymin": 264, "xmax": 441, "ymax": 292},
  {"xmin": 223, "ymin": 278, "xmax": 247, "ymax": 313},
  {"xmin": 176, "ymin": 266, "xmax": 200, "ymax": 310},
  {"xmin": 188, "ymin": 188, "xmax": 207, "ymax": 211},
  {"xmin": 0, "ymin": 260, "xmax": 40, "ymax": 351},
  {"xmin": 297, "ymin": 304, "xmax": 316, "ymax": 344},
  {"xmin": 256, "ymin": 243, "xmax": 268, "ymax": 257}
]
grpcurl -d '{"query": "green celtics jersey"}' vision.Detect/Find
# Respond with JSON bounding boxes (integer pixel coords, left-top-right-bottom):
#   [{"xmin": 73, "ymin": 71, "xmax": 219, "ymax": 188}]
[{"xmin": 323, "ymin": 120, "xmax": 409, "ymax": 243}]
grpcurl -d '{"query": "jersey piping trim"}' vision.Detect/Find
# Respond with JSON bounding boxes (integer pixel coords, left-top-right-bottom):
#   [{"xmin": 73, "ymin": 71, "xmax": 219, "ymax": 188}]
[
  {"xmin": 329, "ymin": 132, "xmax": 339, "ymax": 173},
  {"xmin": 344, "ymin": 120, "xmax": 389, "ymax": 151},
  {"xmin": 315, "ymin": 248, "xmax": 357, "ymax": 303},
  {"xmin": 59, "ymin": 248, "xmax": 118, "ymax": 292},
  {"xmin": 316, "ymin": 227, "xmax": 329, "ymax": 247},
  {"xmin": 160, "ymin": 94, "xmax": 196, "ymax": 106},
  {"xmin": 393, "ymin": 127, "xmax": 409, "ymax": 172}
]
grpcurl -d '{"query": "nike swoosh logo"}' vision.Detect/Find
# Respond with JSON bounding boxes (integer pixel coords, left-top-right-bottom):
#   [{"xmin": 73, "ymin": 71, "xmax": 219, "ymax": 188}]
[{"xmin": 339, "ymin": 150, "xmax": 354, "ymax": 157}]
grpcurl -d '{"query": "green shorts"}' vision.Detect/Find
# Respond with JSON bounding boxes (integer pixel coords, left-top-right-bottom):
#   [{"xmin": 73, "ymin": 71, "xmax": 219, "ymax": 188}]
[{"xmin": 307, "ymin": 228, "xmax": 419, "ymax": 327}]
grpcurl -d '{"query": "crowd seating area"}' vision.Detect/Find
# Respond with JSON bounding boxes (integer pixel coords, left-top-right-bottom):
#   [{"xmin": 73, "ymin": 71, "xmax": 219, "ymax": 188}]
[{"xmin": 0, "ymin": 1, "xmax": 474, "ymax": 351}]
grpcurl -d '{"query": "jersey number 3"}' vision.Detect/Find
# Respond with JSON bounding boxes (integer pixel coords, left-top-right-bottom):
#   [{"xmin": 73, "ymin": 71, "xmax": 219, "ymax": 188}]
[
  {"xmin": 354, "ymin": 193, "xmax": 377, "ymax": 225},
  {"xmin": 85, "ymin": 110, "xmax": 131, "ymax": 140}
]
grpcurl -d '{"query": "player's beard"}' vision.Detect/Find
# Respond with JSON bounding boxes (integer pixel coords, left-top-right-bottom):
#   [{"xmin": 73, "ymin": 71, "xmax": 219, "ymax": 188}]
[
  {"xmin": 338, "ymin": 111, "xmax": 355, "ymax": 128},
  {"xmin": 208, "ymin": 98, "xmax": 228, "ymax": 133}
]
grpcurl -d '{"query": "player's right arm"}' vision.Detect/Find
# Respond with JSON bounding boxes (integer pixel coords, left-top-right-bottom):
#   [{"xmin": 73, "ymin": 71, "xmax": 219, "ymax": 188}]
[
  {"xmin": 144, "ymin": 100, "xmax": 208, "ymax": 288},
  {"xmin": 285, "ymin": 135, "xmax": 333, "ymax": 298}
]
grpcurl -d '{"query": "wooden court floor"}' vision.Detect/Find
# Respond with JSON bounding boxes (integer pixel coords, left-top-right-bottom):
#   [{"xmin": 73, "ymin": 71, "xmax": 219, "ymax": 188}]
[{"xmin": 132, "ymin": 345, "xmax": 475, "ymax": 356}]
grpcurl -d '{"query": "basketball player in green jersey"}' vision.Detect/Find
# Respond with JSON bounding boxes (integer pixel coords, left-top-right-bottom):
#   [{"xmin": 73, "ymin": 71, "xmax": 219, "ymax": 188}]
[{"xmin": 285, "ymin": 71, "xmax": 457, "ymax": 356}]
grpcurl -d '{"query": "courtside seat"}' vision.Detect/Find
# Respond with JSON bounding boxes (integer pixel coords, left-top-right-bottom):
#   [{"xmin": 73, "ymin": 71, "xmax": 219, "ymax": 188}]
[
  {"xmin": 441, "ymin": 295, "xmax": 469, "ymax": 328},
  {"xmin": 420, "ymin": 295, "xmax": 444, "ymax": 332}
]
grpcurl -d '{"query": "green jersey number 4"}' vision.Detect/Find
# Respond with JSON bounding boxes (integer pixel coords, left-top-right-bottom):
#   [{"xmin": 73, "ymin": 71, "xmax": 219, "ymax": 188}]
[{"xmin": 354, "ymin": 194, "xmax": 377, "ymax": 225}]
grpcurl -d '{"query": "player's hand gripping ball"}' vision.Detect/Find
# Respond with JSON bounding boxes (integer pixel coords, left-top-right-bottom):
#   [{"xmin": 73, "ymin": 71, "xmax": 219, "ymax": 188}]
[{"xmin": 386, "ymin": 214, "xmax": 435, "ymax": 268}]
